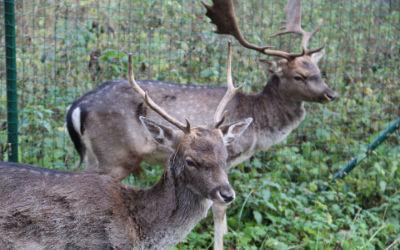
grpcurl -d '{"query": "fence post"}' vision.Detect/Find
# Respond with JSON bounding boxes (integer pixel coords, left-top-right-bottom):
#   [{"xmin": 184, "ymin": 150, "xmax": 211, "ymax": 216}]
[{"xmin": 4, "ymin": 0, "xmax": 18, "ymax": 162}]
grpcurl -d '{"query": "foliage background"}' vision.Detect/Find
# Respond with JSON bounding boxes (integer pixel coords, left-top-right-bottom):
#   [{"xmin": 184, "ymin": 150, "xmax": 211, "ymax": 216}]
[{"xmin": 1, "ymin": 0, "xmax": 399, "ymax": 249}]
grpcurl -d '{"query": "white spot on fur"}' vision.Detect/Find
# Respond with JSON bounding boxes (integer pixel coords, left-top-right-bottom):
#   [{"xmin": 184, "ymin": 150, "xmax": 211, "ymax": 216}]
[{"xmin": 71, "ymin": 107, "xmax": 82, "ymax": 136}]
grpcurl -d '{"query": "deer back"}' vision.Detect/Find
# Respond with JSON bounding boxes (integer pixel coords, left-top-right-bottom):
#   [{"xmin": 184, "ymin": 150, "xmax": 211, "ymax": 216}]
[{"xmin": 0, "ymin": 162, "xmax": 138, "ymax": 249}]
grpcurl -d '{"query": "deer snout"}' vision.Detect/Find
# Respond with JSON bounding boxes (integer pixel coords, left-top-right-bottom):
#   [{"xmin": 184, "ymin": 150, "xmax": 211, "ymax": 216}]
[
  {"xmin": 324, "ymin": 88, "xmax": 338, "ymax": 102},
  {"xmin": 319, "ymin": 85, "xmax": 338, "ymax": 103},
  {"xmin": 219, "ymin": 189, "xmax": 235, "ymax": 203},
  {"xmin": 212, "ymin": 184, "xmax": 236, "ymax": 204}
]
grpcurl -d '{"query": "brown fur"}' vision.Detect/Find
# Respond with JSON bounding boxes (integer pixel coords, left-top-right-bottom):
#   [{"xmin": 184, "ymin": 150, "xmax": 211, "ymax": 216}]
[
  {"xmin": 65, "ymin": 53, "xmax": 336, "ymax": 250},
  {"xmin": 0, "ymin": 121, "xmax": 247, "ymax": 249},
  {"xmin": 0, "ymin": 116, "xmax": 251, "ymax": 249},
  {"xmin": 66, "ymin": 53, "xmax": 336, "ymax": 179}
]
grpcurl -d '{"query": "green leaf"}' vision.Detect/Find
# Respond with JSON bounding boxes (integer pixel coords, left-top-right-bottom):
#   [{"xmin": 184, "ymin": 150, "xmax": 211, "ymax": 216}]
[
  {"xmin": 200, "ymin": 68, "xmax": 211, "ymax": 78},
  {"xmin": 379, "ymin": 181, "xmax": 387, "ymax": 192},
  {"xmin": 253, "ymin": 211, "xmax": 262, "ymax": 225},
  {"xmin": 261, "ymin": 189, "xmax": 270, "ymax": 202}
]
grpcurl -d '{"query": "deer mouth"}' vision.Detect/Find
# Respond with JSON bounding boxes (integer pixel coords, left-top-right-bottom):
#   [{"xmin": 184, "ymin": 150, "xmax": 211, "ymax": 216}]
[
  {"xmin": 324, "ymin": 94, "xmax": 333, "ymax": 102},
  {"xmin": 318, "ymin": 93, "xmax": 336, "ymax": 103}
]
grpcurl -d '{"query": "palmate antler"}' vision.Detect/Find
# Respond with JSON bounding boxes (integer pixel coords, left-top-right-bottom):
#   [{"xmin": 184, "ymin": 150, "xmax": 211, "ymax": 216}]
[
  {"xmin": 202, "ymin": 0, "xmax": 274, "ymax": 54},
  {"xmin": 202, "ymin": 0, "xmax": 326, "ymax": 60},
  {"xmin": 271, "ymin": 0, "xmax": 326, "ymax": 55}
]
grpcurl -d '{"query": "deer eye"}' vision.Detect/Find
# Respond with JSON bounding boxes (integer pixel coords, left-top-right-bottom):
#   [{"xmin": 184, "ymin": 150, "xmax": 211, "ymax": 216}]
[
  {"xmin": 294, "ymin": 76, "xmax": 304, "ymax": 82},
  {"xmin": 185, "ymin": 158, "xmax": 198, "ymax": 168}
]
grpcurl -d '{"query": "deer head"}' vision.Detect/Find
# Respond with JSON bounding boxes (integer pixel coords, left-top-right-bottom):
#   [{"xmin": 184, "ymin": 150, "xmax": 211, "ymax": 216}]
[
  {"xmin": 128, "ymin": 45, "xmax": 252, "ymax": 204},
  {"xmin": 203, "ymin": 0, "xmax": 338, "ymax": 103}
]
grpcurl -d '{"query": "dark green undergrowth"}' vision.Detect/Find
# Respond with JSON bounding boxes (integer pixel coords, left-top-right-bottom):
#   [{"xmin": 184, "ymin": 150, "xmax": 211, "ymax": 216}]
[
  {"xmin": 1, "ymin": 0, "xmax": 399, "ymax": 249},
  {"xmin": 128, "ymin": 134, "xmax": 400, "ymax": 249}
]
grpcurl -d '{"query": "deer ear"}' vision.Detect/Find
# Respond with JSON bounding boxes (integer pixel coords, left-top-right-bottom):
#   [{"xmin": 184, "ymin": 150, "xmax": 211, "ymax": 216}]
[
  {"xmin": 259, "ymin": 59, "xmax": 283, "ymax": 74},
  {"xmin": 311, "ymin": 49, "xmax": 325, "ymax": 64},
  {"xmin": 139, "ymin": 116, "xmax": 180, "ymax": 151},
  {"xmin": 220, "ymin": 117, "xmax": 253, "ymax": 145}
]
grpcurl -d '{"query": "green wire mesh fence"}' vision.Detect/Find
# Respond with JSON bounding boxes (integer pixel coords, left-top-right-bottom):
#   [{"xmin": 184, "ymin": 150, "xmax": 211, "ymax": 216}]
[
  {"xmin": 1, "ymin": 0, "xmax": 399, "ymax": 190},
  {"xmin": 2, "ymin": 0, "xmax": 398, "ymax": 167},
  {"xmin": 1, "ymin": 0, "xmax": 400, "ymax": 247},
  {"xmin": 3, "ymin": 0, "xmax": 399, "ymax": 175}
]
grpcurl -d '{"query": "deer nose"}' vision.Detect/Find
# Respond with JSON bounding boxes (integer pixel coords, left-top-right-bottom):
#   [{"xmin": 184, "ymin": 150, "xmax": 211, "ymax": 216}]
[
  {"xmin": 326, "ymin": 92, "xmax": 338, "ymax": 101},
  {"xmin": 218, "ymin": 185, "xmax": 236, "ymax": 203},
  {"xmin": 220, "ymin": 191, "xmax": 235, "ymax": 203},
  {"xmin": 324, "ymin": 89, "xmax": 339, "ymax": 102}
]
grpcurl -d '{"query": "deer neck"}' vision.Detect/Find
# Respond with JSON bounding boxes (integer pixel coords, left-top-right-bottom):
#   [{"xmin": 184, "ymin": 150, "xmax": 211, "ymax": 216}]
[
  {"xmin": 252, "ymin": 75, "xmax": 306, "ymax": 150},
  {"xmin": 124, "ymin": 156, "xmax": 212, "ymax": 249}
]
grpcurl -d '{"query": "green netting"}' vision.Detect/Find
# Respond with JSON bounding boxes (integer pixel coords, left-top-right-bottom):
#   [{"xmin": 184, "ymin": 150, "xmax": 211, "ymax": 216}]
[
  {"xmin": 1, "ymin": 0, "xmax": 400, "ymax": 248},
  {"xmin": 2, "ymin": 0, "xmax": 398, "ymax": 167}
]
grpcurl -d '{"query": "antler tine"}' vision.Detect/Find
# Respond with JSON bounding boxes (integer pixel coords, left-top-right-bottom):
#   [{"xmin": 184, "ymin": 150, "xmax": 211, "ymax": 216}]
[
  {"xmin": 271, "ymin": 0, "xmax": 325, "ymax": 55},
  {"xmin": 214, "ymin": 42, "xmax": 243, "ymax": 128},
  {"xmin": 128, "ymin": 54, "xmax": 191, "ymax": 133},
  {"xmin": 306, "ymin": 37, "xmax": 327, "ymax": 54}
]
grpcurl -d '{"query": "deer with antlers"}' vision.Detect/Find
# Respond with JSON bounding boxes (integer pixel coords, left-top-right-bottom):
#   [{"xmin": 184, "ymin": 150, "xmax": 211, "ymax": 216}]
[
  {"xmin": 0, "ymin": 48, "xmax": 252, "ymax": 249},
  {"xmin": 66, "ymin": 0, "xmax": 337, "ymax": 248}
]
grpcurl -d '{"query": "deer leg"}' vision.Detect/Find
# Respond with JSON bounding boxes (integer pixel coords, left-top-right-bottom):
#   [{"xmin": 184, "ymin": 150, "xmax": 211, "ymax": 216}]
[
  {"xmin": 212, "ymin": 203, "xmax": 228, "ymax": 250},
  {"xmin": 85, "ymin": 149, "xmax": 98, "ymax": 169}
]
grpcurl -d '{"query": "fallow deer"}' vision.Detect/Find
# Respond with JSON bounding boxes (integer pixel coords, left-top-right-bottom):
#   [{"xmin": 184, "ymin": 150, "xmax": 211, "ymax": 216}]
[
  {"xmin": 0, "ymin": 51, "xmax": 252, "ymax": 249},
  {"xmin": 66, "ymin": 0, "xmax": 337, "ymax": 249}
]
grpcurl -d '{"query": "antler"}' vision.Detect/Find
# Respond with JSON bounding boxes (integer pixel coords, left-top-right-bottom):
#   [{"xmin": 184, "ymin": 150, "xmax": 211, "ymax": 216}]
[
  {"xmin": 202, "ymin": 0, "xmax": 273, "ymax": 54},
  {"xmin": 214, "ymin": 42, "xmax": 243, "ymax": 128},
  {"xmin": 271, "ymin": 0, "xmax": 326, "ymax": 55},
  {"xmin": 128, "ymin": 54, "xmax": 191, "ymax": 133},
  {"xmin": 203, "ymin": 0, "xmax": 325, "ymax": 60}
]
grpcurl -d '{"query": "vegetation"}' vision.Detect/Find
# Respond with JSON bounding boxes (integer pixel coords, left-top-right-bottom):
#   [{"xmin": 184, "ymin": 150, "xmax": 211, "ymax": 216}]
[{"xmin": 1, "ymin": 0, "xmax": 399, "ymax": 249}]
